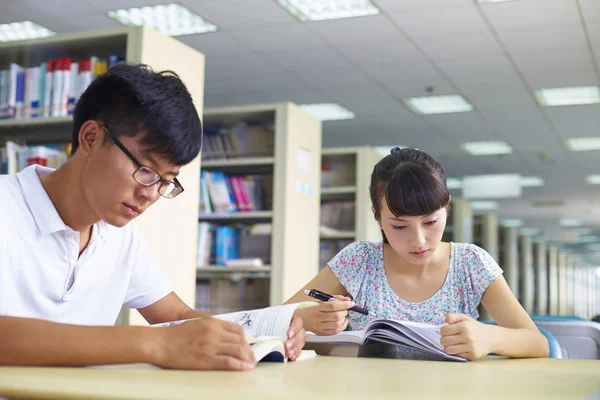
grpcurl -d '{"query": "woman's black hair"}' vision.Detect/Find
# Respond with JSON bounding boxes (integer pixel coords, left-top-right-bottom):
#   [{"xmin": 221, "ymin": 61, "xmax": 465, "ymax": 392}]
[{"xmin": 369, "ymin": 147, "xmax": 450, "ymax": 243}]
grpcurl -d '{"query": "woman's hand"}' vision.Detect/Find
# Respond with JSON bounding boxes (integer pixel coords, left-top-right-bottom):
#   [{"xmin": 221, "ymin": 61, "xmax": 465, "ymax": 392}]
[
  {"xmin": 295, "ymin": 295, "xmax": 355, "ymax": 335},
  {"xmin": 440, "ymin": 314, "xmax": 494, "ymax": 361}
]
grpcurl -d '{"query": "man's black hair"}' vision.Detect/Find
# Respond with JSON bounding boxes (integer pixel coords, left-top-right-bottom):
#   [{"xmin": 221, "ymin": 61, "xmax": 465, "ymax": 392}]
[{"xmin": 71, "ymin": 63, "xmax": 202, "ymax": 165}]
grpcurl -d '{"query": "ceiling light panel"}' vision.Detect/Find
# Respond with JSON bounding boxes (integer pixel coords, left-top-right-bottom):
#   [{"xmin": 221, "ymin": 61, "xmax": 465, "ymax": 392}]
[
  {"xmin": 299, "ymin": 103, "xmax": 356, "ymax": 121},
  {"xmin": 564, "ymin": 137, "xmax": 600, "ymax": 152},
  {"xmin": 107, "ymin": 3, "xmax": 218, "ymax": 36},
  {"xmin": 535, "ymin": 86, "xmax": 600, "ymax": 107},
  {"xmin": 0, "ymin": 21, "xmax": 55, "ymax": 42},
  {"xmin": 275, "ymin": 0, "xmax": 381, "ymax": 22},
  {"xmin": 404, "ymin": 95, "xmax": 474, "ymax": 115},
  {"xmin": 461, "ymin": 141, "xmax": 513, "ymax": 155}
]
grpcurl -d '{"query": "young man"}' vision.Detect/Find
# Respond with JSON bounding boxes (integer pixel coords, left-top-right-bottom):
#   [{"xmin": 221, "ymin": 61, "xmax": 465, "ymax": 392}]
[{"xmin": 0, "ymin": 63, "xmax": 305, "ymax": 370}]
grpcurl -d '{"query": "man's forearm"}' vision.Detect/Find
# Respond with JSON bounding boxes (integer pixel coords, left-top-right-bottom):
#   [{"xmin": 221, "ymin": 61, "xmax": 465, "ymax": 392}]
[
  {"xmin": 177, "ymin": 308, "xmax": 213, "ymax": 321},
  {"xmin": 0, "ymin": 316, "xmax": 157, "ymax": 366}
]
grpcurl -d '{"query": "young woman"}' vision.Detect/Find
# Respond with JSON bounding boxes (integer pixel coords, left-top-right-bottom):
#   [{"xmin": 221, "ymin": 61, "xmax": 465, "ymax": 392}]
[{"xmin": 288, "ymin": 147, "xmax": 548, "ymax": 360}]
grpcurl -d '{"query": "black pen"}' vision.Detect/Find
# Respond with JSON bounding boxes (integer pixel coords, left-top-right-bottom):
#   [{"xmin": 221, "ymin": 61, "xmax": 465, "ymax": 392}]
[{"xmin": 304, "ymin": 288, "xmax": 378, "ymax": 317}]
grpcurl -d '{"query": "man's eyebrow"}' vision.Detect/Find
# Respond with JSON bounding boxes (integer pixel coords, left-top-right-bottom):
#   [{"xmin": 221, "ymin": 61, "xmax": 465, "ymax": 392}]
[{"xmin": 140, "ymin": 150, "xmax": 179, "ymax": 177}]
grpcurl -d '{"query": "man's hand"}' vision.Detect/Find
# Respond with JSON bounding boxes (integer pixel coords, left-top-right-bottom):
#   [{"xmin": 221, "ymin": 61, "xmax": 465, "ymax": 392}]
[
  {"xmin": 152, "ymin": 317, "xmax": 256, "ymax": 370},
  {"xmin": 285, "ymin": 315, "xmax": 306, "ymax": 361},
  {"xmin": 440, "ymin": 314, "xmax": 493, "ymax": 361}
]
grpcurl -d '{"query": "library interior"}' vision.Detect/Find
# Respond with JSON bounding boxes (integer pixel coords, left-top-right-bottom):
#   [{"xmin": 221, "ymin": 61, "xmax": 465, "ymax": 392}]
[{"xmin": 1, "ymin": 0, "xmax": 600, "ymax": 398}]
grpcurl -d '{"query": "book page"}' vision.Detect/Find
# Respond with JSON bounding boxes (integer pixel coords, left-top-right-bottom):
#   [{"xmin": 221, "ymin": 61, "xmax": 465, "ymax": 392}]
[
  {"xmin": 305, "ymin": 330, "xmax": 365, "ymax": 344},
  {"xmin": 214, "ymin": 302, "xmax": 315, "ymax": 341}
]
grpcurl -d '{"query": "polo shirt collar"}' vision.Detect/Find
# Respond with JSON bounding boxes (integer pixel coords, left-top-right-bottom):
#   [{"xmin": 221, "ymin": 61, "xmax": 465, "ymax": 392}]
[{"xmin": 17, "ymin": 165, "xmax": 69, "ymax": 236}]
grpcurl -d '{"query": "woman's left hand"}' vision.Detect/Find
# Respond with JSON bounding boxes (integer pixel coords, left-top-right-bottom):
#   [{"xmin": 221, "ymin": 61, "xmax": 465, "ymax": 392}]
[{"xmin": 440, "ymin": 314, "xmax": 493, "ymax": 361}]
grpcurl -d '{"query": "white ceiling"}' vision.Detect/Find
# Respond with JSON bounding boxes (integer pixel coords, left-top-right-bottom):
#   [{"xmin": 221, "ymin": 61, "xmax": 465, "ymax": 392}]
[{"xmin": 3, "ymin": 0, "xmax": 600, "ymax": 257}]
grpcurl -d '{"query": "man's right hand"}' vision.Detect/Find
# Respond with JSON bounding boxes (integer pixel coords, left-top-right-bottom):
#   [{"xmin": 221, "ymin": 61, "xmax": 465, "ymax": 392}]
[
  {"xmin": 297, "ymin": 295, "xmax": 355, "ymax": 335},
  {"xmin": 152, "ymin": 317, "xmax": 256, "ymax": 371}
]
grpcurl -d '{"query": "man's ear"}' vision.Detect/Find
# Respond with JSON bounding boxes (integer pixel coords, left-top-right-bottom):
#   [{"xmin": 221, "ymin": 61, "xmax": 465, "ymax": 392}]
[{"xmin": 77, "ymin": 121, "xmax": 104, "ymax": 157}]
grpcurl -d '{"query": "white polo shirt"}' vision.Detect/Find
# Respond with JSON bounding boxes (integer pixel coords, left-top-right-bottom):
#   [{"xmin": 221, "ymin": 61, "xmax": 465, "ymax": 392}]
[{"xmin": 0, "ymin": 165, "xmax": 172, "ymax": 326}]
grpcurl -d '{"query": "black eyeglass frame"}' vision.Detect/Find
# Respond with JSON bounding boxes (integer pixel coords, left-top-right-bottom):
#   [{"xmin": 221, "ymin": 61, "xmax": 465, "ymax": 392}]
[{"xmin": 100, "ymin": 125, "xmax": 184, "ymax": 199}]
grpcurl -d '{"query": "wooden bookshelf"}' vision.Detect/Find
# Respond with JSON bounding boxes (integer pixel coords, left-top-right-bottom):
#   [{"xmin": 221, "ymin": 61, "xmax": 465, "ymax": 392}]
[
  {"xmin": 198, "ymin": 210, "xmax": 274, "ymax": 222},
  {"xmin": 0, "ymin": 26, "xmax": 206, "ymax": 326},
  {"xmin": 318, "ymin": 147, "xmax": 381, "ymax": 270},
  {"xmin": 197, "ymin": 102, "xmax": 322, "ymax": 310}
]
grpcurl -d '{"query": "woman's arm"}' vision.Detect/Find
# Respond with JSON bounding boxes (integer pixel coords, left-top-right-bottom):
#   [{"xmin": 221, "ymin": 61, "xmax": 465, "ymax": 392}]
[
  {"xmin": 441, "ymin": 276, "xmax": 549, "ymax": 360},
  {"xmin": 285, "ymin": 266, "xmax": 354, "ymax": 335},
  {"xmin": 480, "ymin": 276, "xmax": 549, "ymax": 358}
]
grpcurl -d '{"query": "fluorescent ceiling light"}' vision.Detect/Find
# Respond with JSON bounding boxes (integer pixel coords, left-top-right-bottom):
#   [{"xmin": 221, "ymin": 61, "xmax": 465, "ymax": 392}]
[
  {"xmin": 521, "ymin": 228, "xmax": 541, "ymax": 236},
  {"xmin": 520, "ymin": 176, "xmax": 544, "ymax": 187},
  {"xmin": 470, "ymin": 201, "xmax": 499, "ymax": 211},
  {"xmin": 586, "ymin": 175, "xmax": 600, "ymax": 184},
  {"xmin": 461, "ymin": 141, "xmax": 513, "ymax": 156},
  {"xmin": 502, "ymin": 219, "xmax": 524, "ymax": 228},
  {"xmin": 446, "ymin": 178, "xmax": 463, "ymax": 190},
  {"xmin": 535, "ymin": 86, "xmax": 600, "ymax": 107},
  {"xmin": 564, "ymin": 137, "xmax": 600, "ymax": 152},
  {"xmin": 580, "ymin": 235, "xmax": 599, "ymax": 244},
  {"xmin": 404, "ymin": 95, "xmax": 473, "ymax": 115},
  {"xmin": 299, "ymin": 103, "xmax": 355, "ymax": 121},
  {"xmin": 275, "ymin": 0, "xmax": 380, "ymax": 22},
  {"xmin": 560, "ymin": 218, "xmax": 583, "ymax": 227},
  {"xmin": 107, "ymin": 3, "xmax": 218, "ymax": 36},
  {"xmin": 0, "ymin": 21, "xmax": 55, "ymax": 42}
]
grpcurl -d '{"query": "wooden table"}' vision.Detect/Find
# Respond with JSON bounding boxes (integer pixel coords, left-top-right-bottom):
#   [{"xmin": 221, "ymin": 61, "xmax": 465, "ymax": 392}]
[{"xmin": 1, "ymin": 356, "xmax": 599, "ymax": 399}]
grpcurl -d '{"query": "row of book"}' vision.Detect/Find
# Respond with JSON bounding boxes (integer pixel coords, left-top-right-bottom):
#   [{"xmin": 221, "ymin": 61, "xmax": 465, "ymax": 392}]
[
  {"xmin": 0, "ymin": 141, "xmax": 69, "ymax": 175},
  {"xmin": 0, "ymin": 54, "xmax": 123, "ymax": 120},
  {"xmin": 197, "ymin": 222, "xmax": 271, "ymax": 267},
  {"xmin": 202, "ymin": 123, "xmax": 275, "ymax": 160},
  {"xmin": 321, "ymin": 156, "xmax": 356, "ymax": 187},
  {"xmin": 195, "ymin": 278, "xmax": 270, "ymax": 314},
  {"xmin": 200, "ymin": 171, "xmax": 272, "ymax": 214},
  {"xmin": 320, "ymin": 201, "xmax": 356, "ymax": 232}
]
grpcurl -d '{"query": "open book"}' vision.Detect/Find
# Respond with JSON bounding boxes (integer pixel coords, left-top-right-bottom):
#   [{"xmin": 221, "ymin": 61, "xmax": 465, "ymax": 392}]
[
  {"xmin": 305, "ymin": 318, "xmax": 467, "ymax": 362},
  {"xmin": 154, "ymin": 301, "xmax": 317, "ymax": 363}
]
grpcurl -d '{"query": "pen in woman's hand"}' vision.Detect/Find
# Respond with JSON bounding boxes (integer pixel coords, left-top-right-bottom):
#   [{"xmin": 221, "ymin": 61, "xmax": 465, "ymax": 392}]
[{"xmin": 304, "ymin": 289, "xmax": 378, "ymax": 318}]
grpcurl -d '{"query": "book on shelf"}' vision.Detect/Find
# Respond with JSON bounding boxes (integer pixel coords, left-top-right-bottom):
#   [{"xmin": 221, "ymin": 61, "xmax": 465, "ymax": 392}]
[
  {"xmin": 320, "ymin": 201, "xmax": 355, "ymax": 233},
  {"xmin": 195, "ymin": 278, "xmax": 270, "ymax": 314},
  {"xmin": 305, "ymin": 318, "xmax": 467, "ymax": 362},
  {"xmin": 0, "ymin": 55, "xmax": 123, "ymax": 121},
  {"xmin": 155, "ymin": 302, "xmax": 318, "ymax": 363},
  {"xmin": 202, "ymin": 122, "xmax": 275, "ymax": 160},
  {"xmin": 197, "ymin": 222, "xmax": 271, "ymax": 268},
  {"xmin": 0, "ymin": 141, "xmax": 69, "ymax": 175},
  {"xmin": 321, "ymin": 156, "xmax": 356, "ymax": 187},
  {"xmin": 200, "ymin": 171, "xmax": 272, "ymax": 214}
]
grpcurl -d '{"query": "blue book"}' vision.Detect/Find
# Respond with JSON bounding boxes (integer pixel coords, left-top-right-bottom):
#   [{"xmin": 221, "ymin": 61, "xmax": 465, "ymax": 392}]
[{"xmin": 214, "ymin": 226, "xmax": 240, "ymax": 265}]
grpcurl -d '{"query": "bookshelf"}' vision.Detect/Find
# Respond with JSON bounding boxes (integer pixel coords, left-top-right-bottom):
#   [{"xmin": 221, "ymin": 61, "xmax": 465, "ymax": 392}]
[
  {"xmin": 318, "ymin": 146, "xmax": 381, "ymax": 270},
  {"xmin": 0, "ymin": 26, "xmax": 206, "ymax": 326},
  {"xmin": 196, "ymin": 102, "xmax": 322, "ymax": 312}
]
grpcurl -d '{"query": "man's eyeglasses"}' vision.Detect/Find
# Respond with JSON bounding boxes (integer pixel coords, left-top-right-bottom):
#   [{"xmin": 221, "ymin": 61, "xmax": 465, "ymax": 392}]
[{"xmin": 101, "ymin": 125, "xmax": 184, "ymax": 199}]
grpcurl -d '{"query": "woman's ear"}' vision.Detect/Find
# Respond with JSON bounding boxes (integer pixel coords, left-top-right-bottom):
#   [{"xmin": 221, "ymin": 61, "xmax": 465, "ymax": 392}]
[{"xmin": 372, "ymin": 206, "xmax": 383, "ymax": 229}]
